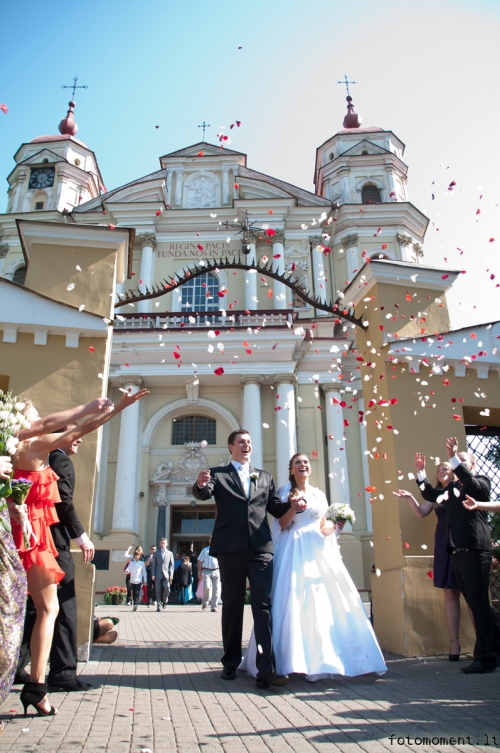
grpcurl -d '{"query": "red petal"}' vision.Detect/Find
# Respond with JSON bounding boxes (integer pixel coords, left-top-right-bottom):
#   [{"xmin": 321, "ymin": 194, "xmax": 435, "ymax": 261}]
[
  {"xmin": 236, "ymin": 121, "xmax": 241, "ymax": 126},
  {"xmin": 381, "ymin": 244, "xmax": 387, "ymax": 250},
  {"xmin": 452, "ymin": 414, "xmax": 461, "ymax": 420},
  {"xmin": 156, "ymin": 210, "xmax": 162, "ymax": 216},
  {"xmin": 489, "ymin": 238, "xmax": 495, "ymax": 242},
  {"xmin": 246, "ymin": 349, "xmax": 252, "ymax": 354},
  {"xmin": 173, "ymin": 352, "xmax": 181, "ymax": 359},
  {"xmin": 427, "ymin": 571, "xmax": 433, "ymax": 579},
  {"xmin": 311, "ymin": 450, "xmax": 318, "ymax": 458},
  {"xmin": 365, "ymin": 485, "xmax": 376, "ymax": 492},
  {"xmin": 265, "ymin": 228, "xmax": 276, "ymax": 237},
  {"xmin": 197, "ymin": 151, "xmax": 204, "ymax": 156},
  {"xmin": 476, "ymin": 209, "xmax": 481, "ymax": 215},
  {"xmin": 124, "ymin": 363, "xmax": 130, "ymax": 367},
  {"xmin": 214, "ymin": 367, "xmax": 224, "ymax": 376},
  {"xmin": 197, "ymin": 244, "xmax": 204, "ymax": 250},
  {"xmin": 268, "ymin": 210, "xmax": 273, "ymax": 214},
  {"xmin": 108, "ymin": 224, "xmax": 116, "ymax": 230},
  {"xmin": 88, "ymin": 346, "xmax": 95, "ymax": 352},
  {"xmin": 273, "ymin": 254, "xmax": 281, "ymax": 258},
  {"xmin": 234, "ymin": 183, "xmax": 240, "ymax": 189},
  {"xmin": 343, "ymin": 419, "xmax": 349, "ymax": 427},
  {"xmin": 0, "ymin": 104, "xmax": 8, "ymax": 114},
  {"xmin": 404, "ymin": 542, "xmax": 410, "ymax": 549}
]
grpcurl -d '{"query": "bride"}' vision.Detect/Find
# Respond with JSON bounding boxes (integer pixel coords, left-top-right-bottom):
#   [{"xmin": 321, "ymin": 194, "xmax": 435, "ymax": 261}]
[{"xmin": 239, "ymin": 452, "xmax": 386, "ymax": 681}]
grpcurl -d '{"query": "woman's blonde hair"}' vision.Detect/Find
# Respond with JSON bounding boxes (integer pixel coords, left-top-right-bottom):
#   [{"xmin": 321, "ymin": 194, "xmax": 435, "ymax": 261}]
[{"xmin": 435, "ymin": 462, "xmax": 455, "ymax": 489}]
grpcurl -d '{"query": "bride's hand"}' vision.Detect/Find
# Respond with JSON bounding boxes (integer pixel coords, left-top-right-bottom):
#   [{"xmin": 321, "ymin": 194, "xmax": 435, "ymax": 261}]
[{"xmin": 289, "ymin": 493, "xmax": 306, "ymax": 513}]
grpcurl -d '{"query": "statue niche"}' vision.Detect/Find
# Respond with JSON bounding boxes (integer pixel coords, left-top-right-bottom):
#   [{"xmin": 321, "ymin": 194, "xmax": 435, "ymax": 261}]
[{"xmin": 150, "ymin": 443, "xmax": 210, "ymax": 506}]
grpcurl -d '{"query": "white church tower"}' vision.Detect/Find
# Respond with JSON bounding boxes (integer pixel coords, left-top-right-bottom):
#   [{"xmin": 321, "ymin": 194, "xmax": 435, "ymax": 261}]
[
  {"xmin": 314, "ymin": 95, "xmax": 429, "ymax": 288},
  {"xmin": 5, "ymin": 100, "xmax": 103, "ymax": 216}
]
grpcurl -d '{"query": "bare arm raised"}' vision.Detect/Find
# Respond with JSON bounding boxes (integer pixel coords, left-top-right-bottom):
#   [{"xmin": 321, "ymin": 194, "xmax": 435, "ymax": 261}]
[
  {"xmin": 16, "ymin": 389, "xmax": 149, "ymax": 470},
  {"xmin": 18, "ymin": 397, "xmax": 114, "ymax": 441}
]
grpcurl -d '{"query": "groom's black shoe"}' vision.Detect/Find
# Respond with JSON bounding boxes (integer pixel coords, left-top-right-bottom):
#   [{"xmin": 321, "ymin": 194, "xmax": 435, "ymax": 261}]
[
  {"xmin": 255, "ymin": 671, "xmax": 289, "ymax": 689},
  {"xmin": 220, "ymin": 667, "xmax": 236, "ymax": 681}
]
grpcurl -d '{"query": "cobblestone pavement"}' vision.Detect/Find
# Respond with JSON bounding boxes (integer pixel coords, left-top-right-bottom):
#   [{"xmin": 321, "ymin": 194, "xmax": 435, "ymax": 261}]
[{"xmin": 1, "ymin": 604, "xmax": 499, "ymax": 753}]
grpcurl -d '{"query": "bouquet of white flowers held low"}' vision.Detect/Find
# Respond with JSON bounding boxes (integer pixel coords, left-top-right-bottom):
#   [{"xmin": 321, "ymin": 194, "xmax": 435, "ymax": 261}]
[
  {"xmin": 0, "ymin": 389, "xmax": 31, "ymax": 533},
  {"xmin": 9, "ymin": 478, "xmax": 35, "ymax": 547},
  {"xmin": 324, "ymin": 503, "xmax": 356, "ymax": 526}
]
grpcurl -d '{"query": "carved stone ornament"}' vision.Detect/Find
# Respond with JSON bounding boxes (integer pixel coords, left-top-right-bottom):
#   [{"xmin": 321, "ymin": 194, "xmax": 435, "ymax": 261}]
[
  {"xmin": 150, "ymin": 459, "xmax": 173, "ymax": 507},
  {"xmin": 413, "ymin": 242, "xmax": 423, "ymax": 256},
  {"xmin": 321, "ymin": 383, "xmax": 341, "ymax": 393},
  {"xmin": 119, "ymin": 376, "xmax": 143, "ymax": 387},
  {"xmin": 308, "ymin": 235, "xmax": 324, "ymax": 248},
  {"xmin": 272, "ymin": 231, "xmax": 286, "ymax": 245},
  {"xmin": 0, "ymin": 243, "xmax": 8, "ymax": 259},
  {"xmin": 341, "ymin": 234, "xmax": 358, "ymax": 248},
  {"xmin": 138, "ymin": 232, "xmax": 157, "ymax": 250},
  {"xmin": 186, "ymin": 173, "xmax": 217, "ymax": 209},
  {"xmin": 285, "ymin": 260, "xmax": 308, "ymax": 281},
  {"xmin": 274, "ymin": 374, "xmax": 298, "ymax": 385},
  {"xmin": 396, "ymin": 233, "xmax": 412, "ymax": 246},
  {"xmin": 240, "ymin": 375, "xmax": 264, "ymax": 387}
]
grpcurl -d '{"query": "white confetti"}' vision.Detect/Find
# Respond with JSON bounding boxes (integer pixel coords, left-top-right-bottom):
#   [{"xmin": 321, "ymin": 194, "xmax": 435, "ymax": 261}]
[
  {"xmin": 200, "ymin": 440, "xmax": 208, "ymax": 448},
  {"xmin": 257, "ymin": 644, "xmax": 263, "ymax": 654},
  {"xmin": 76, "ymin": 265, "xmax": 81, "ymax": 271},
  {"xmin": 262, "ymin": 423, "xmax": 269, "ymax": 429},
  {"xmin": 67, "ymin": 283, "xmax": 75, "ymax": 291},
  {"xmin": 78, "ymin": 304, "xmax": 85, "ymax": 312}
]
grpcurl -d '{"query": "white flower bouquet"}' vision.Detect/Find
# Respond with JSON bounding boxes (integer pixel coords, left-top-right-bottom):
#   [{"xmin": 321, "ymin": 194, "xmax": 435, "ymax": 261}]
[
  {"xmin": 324, "ymin": 503, "xmax": 356, "ymax": 525},
  {"xmin": 0, "ymin": 389, "xmax": 31, "ymax": 533},
  {"xmin": 9, "ymin": 478, "xmax": 36, "ymax": 547}
]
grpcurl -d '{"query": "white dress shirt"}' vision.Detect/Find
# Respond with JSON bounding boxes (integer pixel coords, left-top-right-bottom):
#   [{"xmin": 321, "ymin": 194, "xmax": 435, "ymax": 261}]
[{"xmin": 231, "ymin": 459, "xmax": 251, "ymax": 497}]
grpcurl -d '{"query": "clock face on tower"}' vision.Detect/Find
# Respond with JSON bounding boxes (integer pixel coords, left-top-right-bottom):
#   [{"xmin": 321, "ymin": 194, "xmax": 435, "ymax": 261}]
[{"xmin": 29, "ymin": 166, "xmax": 55, "ymax": 189}]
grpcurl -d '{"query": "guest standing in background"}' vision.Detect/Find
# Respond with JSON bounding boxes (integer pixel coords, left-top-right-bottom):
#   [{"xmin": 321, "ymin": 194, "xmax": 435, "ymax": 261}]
[
  {"xmin": 144, "ymin": 545, "xmax": 157, "ymax": 607},
  {"xmin": 125, "ymin": 550, "xmax": 147, "ymax": 612},
  {"xmin": 178, "ymin": 556, "xmax": 192, "ymax": 605},
  {"xmin": 151, "ymin": 538, "xmax": 174, "ymax": 611},
  {"xmin": 197, "ymin": 537, "xmax": 220, "ymax": 612}
]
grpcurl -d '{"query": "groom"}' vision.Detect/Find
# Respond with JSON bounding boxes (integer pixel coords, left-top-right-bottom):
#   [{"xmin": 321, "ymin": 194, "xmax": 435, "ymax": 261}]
[{"xmin": 193, "ymin": 429, "xmax": 290, "ymax": 687}]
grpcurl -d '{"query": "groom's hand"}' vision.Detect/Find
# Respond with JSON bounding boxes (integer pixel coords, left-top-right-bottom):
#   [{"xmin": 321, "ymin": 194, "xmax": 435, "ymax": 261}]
[{"xmin": 197, "ymin": 469, "xmax": 211, "ymax": 488}]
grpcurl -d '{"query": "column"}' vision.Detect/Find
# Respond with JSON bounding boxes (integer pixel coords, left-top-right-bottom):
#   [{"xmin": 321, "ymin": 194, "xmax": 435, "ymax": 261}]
[
  {"xmin": 340, "ymin": 171, "xmax": 351, "ymax": 203},
  {"xmin": 0, "ymin": 241, "xmax": 8, "ymax": 277},
  {"xmin": 274, "ymin": 375, "xmax": 297, "ymax": 487},
  {"xmin": 222, "ymin": 166, "xmax": 230, "ymax": 206},
  {"xmin": 310, "ymin": 236, "xmax": 328, "ymax": 317},
  {"xmin": 165, "ymin": 168, "xmax": 173, "ymax": 205},
  {"xmin": 322, "ymin": 384, "xmax": 351, "ymax": 512},
  {"xmin": 137, "ymin": 233, "xmax": 157, "ymax": 314},
  {"xmin": 357, "ymin": 397, "xmax": 372, "ymax": 532},
  {"xmin": 272, "ymin": 231, "xmax": 287, "ymax": 310},
  {"xmin": 342, "ymin": 233, "xmax": 359, "ymax": 281},
  {"xmin": 241, "ymin": 376, "xmax": 264, "ymax": 469},
  {"xmin": 245, "ymin": 242, "xmax": 258, "ymax": 310},
  {"xmin": 174, "ymin": 168, "xmax": 184, "ymax": 207},
  {"xmin": 111, "ymin": 378, "xmax": 143, "ymax": 534}
]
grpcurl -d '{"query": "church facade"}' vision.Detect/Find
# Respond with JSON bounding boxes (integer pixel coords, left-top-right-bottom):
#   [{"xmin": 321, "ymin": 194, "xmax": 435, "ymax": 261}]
[{"xmin": 1, "ymin": 97, "xmax": 499, "ymax": 656}]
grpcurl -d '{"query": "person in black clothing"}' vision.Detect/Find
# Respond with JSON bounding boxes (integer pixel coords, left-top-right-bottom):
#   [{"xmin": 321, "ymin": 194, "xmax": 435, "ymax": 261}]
[
  {"xmin": 16, "ymin": 433, "xmax": 95, "ymax": 692},
  {"xmin": 178, "ymin": 556, "xmax": 192, "ymax": 604},
  {"xmin": 144, "ymin": 545, "xmax": 157, "ymax": 606},
  {"xmin": 443, "ymin": 437, "xmax": 500, "ymax": 674},
  {"xmin": 193, "ymin": 429, "xmax": 291, "ymax": 688}
]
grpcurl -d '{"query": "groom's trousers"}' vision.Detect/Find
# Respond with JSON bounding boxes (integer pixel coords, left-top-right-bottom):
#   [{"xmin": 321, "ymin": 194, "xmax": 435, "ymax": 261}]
[{"xmin": 217, "ymin": 545, "xmax": 275, "ymax": 676}]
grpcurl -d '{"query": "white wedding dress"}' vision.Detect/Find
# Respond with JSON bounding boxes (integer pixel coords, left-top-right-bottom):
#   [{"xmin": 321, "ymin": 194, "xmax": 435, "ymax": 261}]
[{"xmin": 239, "ymin": 485, "xmax": 386, "ymax": 679}]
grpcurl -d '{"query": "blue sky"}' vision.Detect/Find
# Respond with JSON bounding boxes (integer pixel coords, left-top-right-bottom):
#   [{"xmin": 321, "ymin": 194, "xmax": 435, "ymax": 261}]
[{"xmin": 1, "ymin": 0, "xmax": 499, "ymax": 328}]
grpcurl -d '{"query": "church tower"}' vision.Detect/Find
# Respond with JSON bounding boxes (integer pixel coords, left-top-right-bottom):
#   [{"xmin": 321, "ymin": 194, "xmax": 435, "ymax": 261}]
[
  {"xmin": 314, "ymin": 96, "xmax": 428, "ymax": 286},
  {"xmin": 5, "ymin": 100, "xmax": 104, "ymax": 215}
]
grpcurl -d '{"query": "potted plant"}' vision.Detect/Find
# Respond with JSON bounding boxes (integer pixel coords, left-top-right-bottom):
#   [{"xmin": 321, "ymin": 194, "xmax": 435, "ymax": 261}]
[{"xmin": 104, "ymin": 586, "xmax": 127, "ymax": 605}]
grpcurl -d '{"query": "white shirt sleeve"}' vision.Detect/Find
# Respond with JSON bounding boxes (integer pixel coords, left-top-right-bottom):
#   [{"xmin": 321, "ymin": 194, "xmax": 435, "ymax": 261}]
[
  {"xmin": 75, "ymin": 532, "xmax": 91, "ymax": 546},
  {"xmin": 417, "ymin": 471, "xmax": 426, "ymax": 482},
  {"xmin": 449, "ymin": 455, "xmax": 461, "ymax": 470}
]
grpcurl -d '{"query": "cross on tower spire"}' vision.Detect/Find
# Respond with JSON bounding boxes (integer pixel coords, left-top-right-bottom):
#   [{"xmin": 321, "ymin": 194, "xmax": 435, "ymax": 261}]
[
  {"xmin": 198, "ymin": 121, "xmax": 210, "ymax": 141},
  {"xmin": 61, "ymin": 76, "xmax": 88, "ymax": 101},
  {"xmin": 337, "ymin": 74, "xmax": 357, "ymax": 97}
]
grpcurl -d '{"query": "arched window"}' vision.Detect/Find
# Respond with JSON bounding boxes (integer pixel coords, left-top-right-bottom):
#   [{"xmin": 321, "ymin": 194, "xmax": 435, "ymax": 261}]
[
  {"xmin": 361, "ymin": 184, "xmax": 382, "ymax": 204},
  {"xmin": 181, "ymin": 272, "xmax": 221, "ymax": 317},
  {"xmin": 370, "ymin": 252, "xmax": 389, "ymax": 261},
  {"xmin": 12, "ymin": 265, "xmax": 27, "ymax": 285},
  {"xmin": 172, "ymin": 415, "xmax": 216, "ymax": 445}
]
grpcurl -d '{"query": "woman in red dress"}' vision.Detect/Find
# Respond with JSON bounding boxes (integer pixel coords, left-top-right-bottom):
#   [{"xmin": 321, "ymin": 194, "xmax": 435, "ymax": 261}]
[{"xmin": 11, "ymin": 389, "xmax": 149, "ymax": 716}]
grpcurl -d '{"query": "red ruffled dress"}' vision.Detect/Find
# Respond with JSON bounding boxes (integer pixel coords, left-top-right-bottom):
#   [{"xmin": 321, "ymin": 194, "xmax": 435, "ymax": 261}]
[{"xmin": 11, "ymin": 467, "xmax": 65, "ymax": 583}]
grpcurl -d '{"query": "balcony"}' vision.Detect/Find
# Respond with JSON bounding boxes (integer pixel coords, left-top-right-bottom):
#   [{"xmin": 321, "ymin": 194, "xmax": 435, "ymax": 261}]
[{"xmin": 112, "ymin": 309, "xmax": 297, "ymax": 332}]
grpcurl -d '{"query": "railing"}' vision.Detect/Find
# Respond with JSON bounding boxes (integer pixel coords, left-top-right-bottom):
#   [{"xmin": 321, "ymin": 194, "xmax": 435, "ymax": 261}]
[{"xmin": 113, "ymin": 309, "xmax": 297, "ymax": 331}]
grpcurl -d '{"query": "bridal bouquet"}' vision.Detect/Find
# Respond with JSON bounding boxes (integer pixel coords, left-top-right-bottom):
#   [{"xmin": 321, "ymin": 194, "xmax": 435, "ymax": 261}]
[
  {"xmin": 325, "ymin": 503, "xmax": 356, "ymax": 525},
  {"xmin": 9, "ymin": 478, "xmax": 35, "ymax": 548},
  {"xmin": 0, "ymin": 389, "xmax": 31, "ymax": 533}
]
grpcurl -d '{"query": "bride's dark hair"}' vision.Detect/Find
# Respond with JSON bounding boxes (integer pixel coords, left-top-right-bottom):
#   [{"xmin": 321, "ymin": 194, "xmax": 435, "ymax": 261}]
[{"xmin": 288, "ymin": 452, "xmax": 309, "ymax": 496}]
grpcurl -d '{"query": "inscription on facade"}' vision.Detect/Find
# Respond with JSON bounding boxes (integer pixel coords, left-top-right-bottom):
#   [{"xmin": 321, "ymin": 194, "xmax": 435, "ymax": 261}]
[{"xmin": 157, "ymin": 241, "xmax": 232, "ymax": 259}]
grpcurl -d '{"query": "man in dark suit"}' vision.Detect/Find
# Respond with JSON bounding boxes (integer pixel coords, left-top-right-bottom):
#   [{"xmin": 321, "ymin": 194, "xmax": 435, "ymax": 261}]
[
  {"xmin": 193, "ymin": 429, "xmax": 292, "ymax": 688},
  {"xmin": 444, "ymin": 437, "xmax": 500, "ymax": 674},
  {"xmin": 16, "ymin": 433, "xmax": 94, "ymax": 691}
]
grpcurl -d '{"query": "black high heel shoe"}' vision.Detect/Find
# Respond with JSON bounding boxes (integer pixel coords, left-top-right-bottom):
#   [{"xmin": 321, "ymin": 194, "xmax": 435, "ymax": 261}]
[
  {"xmin": 449, "ymin": 638, "xmax": 461, "ymax": 662},
  {"xmin": 20, "ymin": 682, "xmax": 58, "ymax": 717}
]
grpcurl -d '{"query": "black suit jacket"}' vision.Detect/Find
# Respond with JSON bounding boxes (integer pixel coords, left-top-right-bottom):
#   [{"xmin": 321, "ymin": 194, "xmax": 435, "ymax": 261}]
[
  {"xmin": 49, "ymin": 450, "xmax": 85, "ymax": 551},
  {"xmin": 193, "ymin": 464, "xmax": 290, "ymax": 555},
  {"xmin": 418, "ymin": 464, "xmax": 491, "ymax": 550}
]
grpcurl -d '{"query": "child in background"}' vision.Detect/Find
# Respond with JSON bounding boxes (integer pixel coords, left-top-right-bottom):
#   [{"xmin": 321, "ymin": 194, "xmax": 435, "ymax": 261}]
[{"xmin": 125, "ymin": 551, "xmax": 147, "ymax": 612}]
